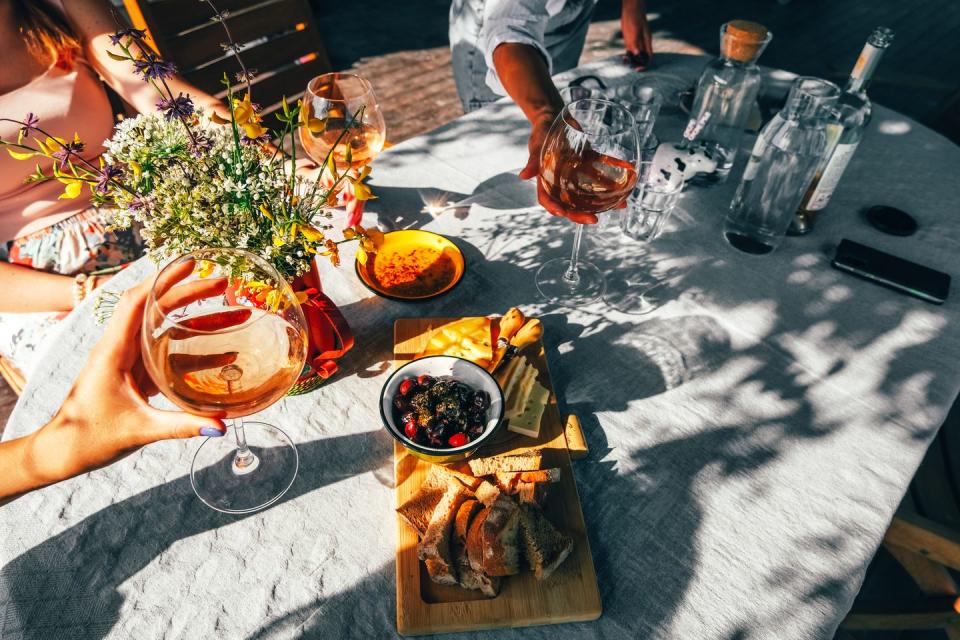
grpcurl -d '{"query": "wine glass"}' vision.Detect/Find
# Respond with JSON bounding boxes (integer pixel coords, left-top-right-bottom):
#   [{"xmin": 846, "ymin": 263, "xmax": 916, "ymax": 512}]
[
  {"xmin": 535, "ymin": 98, "xmax": 640, "ymax": 305},
  {"xmin": 299, "ymin": 72, "xmax": 386, "ymax": 171},
  {"xmin": 606, "ymin": 162, "xmax": 686, "ymax": 314},
  {"xmin": 141, "ymin": 248, "xmax": 309, "ymax": 514}
]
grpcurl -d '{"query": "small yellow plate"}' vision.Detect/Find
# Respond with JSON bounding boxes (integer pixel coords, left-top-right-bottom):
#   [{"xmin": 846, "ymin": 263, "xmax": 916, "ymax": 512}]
[{"xmin": 355, "ymin": 230, "xmax": 465, "ymax": 301}]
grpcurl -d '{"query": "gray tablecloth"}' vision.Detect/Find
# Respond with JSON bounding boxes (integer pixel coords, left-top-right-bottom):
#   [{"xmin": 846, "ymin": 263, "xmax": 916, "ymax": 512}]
[{"xmin": 2, "ymin": 54, "xmax": 959, "ymax": 640}]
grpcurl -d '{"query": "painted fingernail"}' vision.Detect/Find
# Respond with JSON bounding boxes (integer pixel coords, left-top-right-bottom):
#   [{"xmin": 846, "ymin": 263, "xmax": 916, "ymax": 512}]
[{"xmin": 200, "ymin": 427, "xmax": 225, "ymax": 437}]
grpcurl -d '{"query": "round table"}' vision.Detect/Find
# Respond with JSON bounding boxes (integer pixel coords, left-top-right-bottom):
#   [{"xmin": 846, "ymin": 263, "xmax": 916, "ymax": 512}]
[{"xmin": 3, "ymin": 54, "xmax": 960, "ymax": 640}]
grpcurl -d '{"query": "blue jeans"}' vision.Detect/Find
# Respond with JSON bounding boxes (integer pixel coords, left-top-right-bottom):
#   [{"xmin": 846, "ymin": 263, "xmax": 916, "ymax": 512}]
[{"xmin": 448, "ymin": 0, "xmax": 596, "ymax": 112}]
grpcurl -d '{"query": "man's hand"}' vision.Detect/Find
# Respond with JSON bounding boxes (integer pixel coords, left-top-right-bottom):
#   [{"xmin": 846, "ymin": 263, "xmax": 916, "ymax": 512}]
[
  {"xmin": 519, "ymin": 111, "xmax": 557, "ymax": 181},
  {"xmin": 621, "ymin": 0, "xmax": 653, "ymax": 70}
]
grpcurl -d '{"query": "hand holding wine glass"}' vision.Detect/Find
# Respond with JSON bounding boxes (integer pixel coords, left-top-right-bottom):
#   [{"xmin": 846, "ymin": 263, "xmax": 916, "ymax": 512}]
[
  {"xmin": 141, "ymin": 249, "xmax": 309, "ymax": 514},
  {"xmin": 0, "ymin": 270, "xmax": 228, "ymax": 505},
  {"xmin": 535, "ymin": 99, "xmax": 640, "ymax": 304}
]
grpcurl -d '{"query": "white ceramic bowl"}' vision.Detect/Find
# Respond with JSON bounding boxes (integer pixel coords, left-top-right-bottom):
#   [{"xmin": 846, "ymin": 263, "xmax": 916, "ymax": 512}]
[{"xmin": 380, "ymin": 356, "xmax": 504, "ymax": 462}]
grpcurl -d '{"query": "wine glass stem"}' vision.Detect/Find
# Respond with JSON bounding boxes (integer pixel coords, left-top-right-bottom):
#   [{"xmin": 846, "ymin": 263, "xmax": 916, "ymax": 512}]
[
  {"xmin": 232, "ymin": 417, "xmax": 258, "ymax": 473},
  {"xmin": 563, "ymin": 224, "xmax": 586, "ymax": 286}
]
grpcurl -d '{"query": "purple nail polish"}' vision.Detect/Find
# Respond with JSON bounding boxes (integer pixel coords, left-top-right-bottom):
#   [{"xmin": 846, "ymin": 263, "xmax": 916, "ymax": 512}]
[{"xmin": 200, "ymin": 427, "xmax": 225, "ymax": 437}]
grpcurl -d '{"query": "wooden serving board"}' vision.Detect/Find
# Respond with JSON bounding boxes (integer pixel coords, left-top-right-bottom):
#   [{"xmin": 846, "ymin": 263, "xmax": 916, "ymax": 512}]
[{"xmin": 393, "ymin": 317, "xmax": 602, "ymax": 636}]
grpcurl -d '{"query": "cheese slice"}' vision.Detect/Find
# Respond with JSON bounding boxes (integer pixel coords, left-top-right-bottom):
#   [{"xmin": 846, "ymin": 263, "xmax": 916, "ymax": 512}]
[
  {"xmin": 508, "ymin": 381, "xmax": 549, "ymax": 438},
  {"xmin": 418, "ymin": 317, "xmax": 493, "ymax": 367},
  {"xmin": 496, "ymin": 355, "xmax": 526, "ymax": 399},
  {"xmin": 505, "ymin": 365, "xmax": 538, "ymax": 419}
]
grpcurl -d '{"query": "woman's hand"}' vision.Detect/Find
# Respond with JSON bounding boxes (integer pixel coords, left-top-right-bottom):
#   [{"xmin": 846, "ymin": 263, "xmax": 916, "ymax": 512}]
[
  {"xmin": 0, "ymin": 263, "xmax": 227, "ymax": 505},
  {"xmin": 621, "ymin": 0, "xmax": 654, "ymax": 70}
]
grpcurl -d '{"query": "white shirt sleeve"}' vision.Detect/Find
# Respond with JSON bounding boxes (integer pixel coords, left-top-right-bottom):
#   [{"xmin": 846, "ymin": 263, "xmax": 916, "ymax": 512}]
[{"xmin": 481, "ymin": 0, "xmax": 562, "ymax": 97}]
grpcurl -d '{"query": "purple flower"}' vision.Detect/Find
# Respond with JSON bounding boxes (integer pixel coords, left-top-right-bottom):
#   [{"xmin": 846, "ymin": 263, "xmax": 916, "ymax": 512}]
[
  {"xmin": 19, "ymin": 113, "xmax": 39, "ymax": 137},
  {"xmin": 109, "ymin": 28, "xmax": 147, "ymax": 46},
  {"xmin": 132, "ymin": 57, "xmax": 176, "ymax": 81},
  {"xmin": 187, "ymin": 133, "xmax": 214, "ymax": 157},
  {"xmin": 235, "ymin": 69, "xmax": 257, "ymax": 84},
  {"xmin": 127, "ymin": 195, "xmax": 151, "ymax": 212},
  {"xmin": 51, "ymin": 140, "xmax": 85, "ymax": 170},
  {"xmin": 240, "ymin": 133, "xmax": 270, "ymax": 146},
  {"xmin": 157, "ymin": 93, "xmax": 195, "ymax": 121},
  {"xmin": 95, "ymin": 164, "xmax": 123, "ymax": 193}
]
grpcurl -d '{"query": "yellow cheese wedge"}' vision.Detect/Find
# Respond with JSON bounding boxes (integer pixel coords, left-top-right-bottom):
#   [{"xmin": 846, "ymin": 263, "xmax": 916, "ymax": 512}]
[
  {"xmin": 505, "ymin": 364, "xmax": 538, "ymax": 420},
  {"xmin": 508, "ymin": 381, "xmax": 549, "ymax": 438},
  {"xmin": 418, "ymin": 317, "xmax": 493, "ymax": 367}
]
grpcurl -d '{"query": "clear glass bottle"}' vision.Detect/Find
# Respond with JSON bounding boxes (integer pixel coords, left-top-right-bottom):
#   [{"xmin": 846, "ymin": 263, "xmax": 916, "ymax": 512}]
[
  {"xmin": 724, "ymin": 77, "xmax": 841, "ymax": 255},
  {"xmin": 791, "ymin": 27, "xmax": 895, "ymax": 234},
  {"xmin": 681, "ymin": 20, "xmax": 772, "ymax": 185}
]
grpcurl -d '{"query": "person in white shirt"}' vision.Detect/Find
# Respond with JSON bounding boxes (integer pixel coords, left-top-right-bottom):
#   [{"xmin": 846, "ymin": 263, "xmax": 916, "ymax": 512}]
[{"xmin": 448, "ymin": 0, "xmax": 653, "ymax": 223}]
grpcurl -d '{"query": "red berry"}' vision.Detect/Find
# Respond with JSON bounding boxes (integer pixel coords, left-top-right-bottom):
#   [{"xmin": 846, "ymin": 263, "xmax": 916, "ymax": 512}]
[
  {"xmin": 417, "ymin": 374, "xmax": 434, "ymax": 386},
  {"xmin": 399, "ymin": 379, "xmax": 415, "ymax": 396},
  {"xmin": 447, "ymin": 432, "xmax": 467, "ymax": 447},
  {"xmin": 404, "ymin": 420, "xmax": 418, "ymax": 439}
]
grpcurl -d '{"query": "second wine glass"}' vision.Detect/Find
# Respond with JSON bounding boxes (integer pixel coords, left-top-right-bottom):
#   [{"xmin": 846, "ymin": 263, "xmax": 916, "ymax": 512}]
[
  {"xmin": 299, "ymin": 72, "xmax": 386, "ymax": 171},
  {"xmin": 535, "ymin": 98, "xmax": 640, "ymax": 305}
]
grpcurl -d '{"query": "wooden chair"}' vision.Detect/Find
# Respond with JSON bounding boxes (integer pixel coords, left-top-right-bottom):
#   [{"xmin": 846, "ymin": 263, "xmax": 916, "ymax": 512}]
[
  {"xmin": 121, "ymin": 0, "xmax": 332, "ymax": 118},
  {"xmin": 0, "ymin": 356, "xmax": 25, "ymax": 396},
  {"xmin": 842, "ymin": 395, "xmax": 960, "ymax": 638}
]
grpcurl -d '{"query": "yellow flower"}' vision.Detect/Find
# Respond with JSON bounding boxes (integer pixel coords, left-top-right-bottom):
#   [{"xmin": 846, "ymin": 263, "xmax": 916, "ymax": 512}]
[
  {"xmin": 197, "ymin": 260, "xmax": 215, "ymax": 278},
  {"xmin": 58, "ymin": 180, "xmax": 83, "ymax": 200},
  {"xmin": 258, "ymin": 204, "xmax": 274, "ymax": 222},
  {"xmin": 356, "ymin": 247, "xmax": 368, "ymax": 265},
  {"xmin": 299, "ymin": 224, "xmax": 324, "ymax": 242},
  {"xmin": 365, "ymin": 226, "xmax": 384, "ymax": 250},
  {"xmin": 6, "ymin": 148, "xmax": 34, "ymax": 161}
]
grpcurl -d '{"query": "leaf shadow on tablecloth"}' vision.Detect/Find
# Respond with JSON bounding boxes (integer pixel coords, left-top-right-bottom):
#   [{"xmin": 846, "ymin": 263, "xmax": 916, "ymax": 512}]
[
  {"xmin": 0, "ymin": 426, "xmax": 399, "ymax": 640},
  {"xmin": 1, "ymin": 170, "xmax": 951, "ymax": 638}
]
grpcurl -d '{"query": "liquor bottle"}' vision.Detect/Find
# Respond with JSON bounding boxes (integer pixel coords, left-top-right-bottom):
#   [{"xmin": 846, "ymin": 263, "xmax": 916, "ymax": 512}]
[
  {"xmin": 791, "ymin": 27, "xmax": 895, "ymax": 234},
  {"xmin": 724, "ymin": 77, "xmax": 840, "ymax": 255},
  {"xmin": 680, "ymin": 20, "xmax": 772, "ymax": 185}
]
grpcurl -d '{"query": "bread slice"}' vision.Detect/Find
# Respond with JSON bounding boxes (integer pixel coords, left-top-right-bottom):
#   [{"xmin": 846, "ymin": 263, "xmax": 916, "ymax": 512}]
[
  {"xmin": 466, "ymin": 496, "xmax": 521, "ymax": 577},
  {"xmin": 467, "ymin": 451, "xmax": 543, "ymax": 477},
  {"xmin": 473, "ymin": 479, "xmax": 501, "ymax": 507},
  {"xmin": 517, "ymin": 481, "xmax": 549, "ymax": 506},
  {"xmin": 441, "ymin": 463, "xmax": 485, "ymax": 491},
  {"xmin": 418, "ymin": 478, "xmax": 472, "ymax": 585},
  {"xmin": 493, "ymin": 468, "xmax": 561, "ymax": 495},
  {"xmin": 452, "ymin": 500, "xmax": 500, "ymax": 597},
  {"xmin": 396, "ymin": 466, "xmax": 449, "ymax": 537},
  {"xmin": 519, "ymin": 503, "xmax": 573, "ymax": 581}
]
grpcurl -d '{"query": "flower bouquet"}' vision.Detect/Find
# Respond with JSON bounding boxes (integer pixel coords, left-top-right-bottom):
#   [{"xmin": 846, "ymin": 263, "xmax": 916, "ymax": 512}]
[{"xmin": 0, "ymin": 4, "xmax": 380, "ymax": 392}]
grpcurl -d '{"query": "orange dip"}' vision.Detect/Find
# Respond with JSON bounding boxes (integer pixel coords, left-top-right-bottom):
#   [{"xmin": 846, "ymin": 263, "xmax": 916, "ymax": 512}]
[{"xmin": 367, "ymin": 246, "xmax": 458, "ymax": 297}]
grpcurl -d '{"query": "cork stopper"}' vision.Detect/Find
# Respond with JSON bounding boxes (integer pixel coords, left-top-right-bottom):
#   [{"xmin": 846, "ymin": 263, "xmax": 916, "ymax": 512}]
[{"xmin": 720, "ymin": 20, "xmax": 771, "ymax": 63}]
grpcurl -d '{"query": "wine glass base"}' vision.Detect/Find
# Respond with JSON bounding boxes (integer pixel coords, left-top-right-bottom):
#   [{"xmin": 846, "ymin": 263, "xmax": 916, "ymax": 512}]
[
  {"xmin": 535, "ymin": 258, "xmax": 606, "ymax": 306},
  {"xmin": 190, "ymin": 421, "xmax": 298, "ymax": 514},
  {"xmin": 604, "ymin": 273, "xmax": 662, "ymax": 315}
]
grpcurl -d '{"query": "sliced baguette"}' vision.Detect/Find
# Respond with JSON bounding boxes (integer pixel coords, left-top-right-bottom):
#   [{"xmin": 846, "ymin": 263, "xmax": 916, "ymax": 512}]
[
  {"xmin": 418, "ymin": 478, "xmax": 472, "ymax": 585},
  {"xmin": 519, "ymin": 503, "xmax": 573, "ymax": 581},
  {"xmin": 494, "ymin": 468, "xmax": 561, "ymax": 495},
  {"xmin": 467, "ymin": 451, "xmax": 543, "ymax": 477},
  {"xmin": 453, "ymin": 500, "xmax": 500, "ymax": 597},
  {"xmin": 466, "ymin": 496, "xmax": 521, "ymax": 577}
]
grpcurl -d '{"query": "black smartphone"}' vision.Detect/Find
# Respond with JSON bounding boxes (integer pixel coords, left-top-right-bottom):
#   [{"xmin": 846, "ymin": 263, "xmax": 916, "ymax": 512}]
[{"xmin": 831, "ymin": 239, "xmax": 950, "ymax": 304}]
